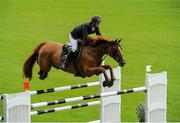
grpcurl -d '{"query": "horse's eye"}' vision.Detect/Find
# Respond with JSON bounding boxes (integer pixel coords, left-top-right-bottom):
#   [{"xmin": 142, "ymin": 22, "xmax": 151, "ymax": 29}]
[
  {"xmin": 113, "ymin": 48, "xmax": 118, "ymax": 55},
  {"xmin": 116, "ymin": 47, "xmax": 120, "ymax": 51}
]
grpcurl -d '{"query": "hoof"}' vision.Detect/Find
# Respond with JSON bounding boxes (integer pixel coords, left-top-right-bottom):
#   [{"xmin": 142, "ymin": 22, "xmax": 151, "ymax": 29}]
[
  {"xmin": 111, "ymin": 78, "xmax": 116, "ymax": 82},
  {"xmin": 108, "ymin": 81, "xmax": 114, "ymax": 87},
  {"xmin": 38, "ymin": 71, "xmax": 41, "ymax": 75},
  {"xmin": 39, "ymin": 75, "xmax": 46, "ymax": 80},
  {"xmin": 103, "ymin": 81, "xmax": 109, "ymax": 87},
  {"xmin": 39, "ymin": 72, "xmax": 47, "ymax": 80}
]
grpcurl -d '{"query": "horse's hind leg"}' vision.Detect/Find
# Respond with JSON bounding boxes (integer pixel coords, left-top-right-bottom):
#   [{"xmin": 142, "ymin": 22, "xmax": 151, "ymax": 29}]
[
  {"xmin": 38, "ymin": 58, "xmax": 51, "ymax": 80},
  {"xmin": 38, "ymin": 70, "xmax": 48, "ymax": 80}
]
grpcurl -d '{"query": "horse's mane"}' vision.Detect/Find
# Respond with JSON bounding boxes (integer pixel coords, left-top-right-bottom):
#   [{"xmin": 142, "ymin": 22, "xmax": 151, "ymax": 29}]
[{"xmin": 93, "ymin": 39, "xmax": 112, "ymax": 46}]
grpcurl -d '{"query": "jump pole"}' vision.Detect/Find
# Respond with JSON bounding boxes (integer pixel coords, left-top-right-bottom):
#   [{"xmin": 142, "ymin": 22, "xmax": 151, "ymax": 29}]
[
  {"xmin": 30, "ymin": 81, "xmax": 100, "ymax": 95},
  {"xmin": 0, "ymin": 95, "xmax": 3, "ymax": 100},
  {"xmin": 31, "ymin": 86, "xmax": 145, "ymax": 109},
  {"xmin": 31, "ymin": 101, "xmax": 100, "ymax": 116}
]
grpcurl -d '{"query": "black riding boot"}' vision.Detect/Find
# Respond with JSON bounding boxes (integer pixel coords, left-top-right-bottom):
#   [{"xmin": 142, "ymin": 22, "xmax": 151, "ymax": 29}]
[{"xmin": 61, "ymin": 51, "xmax": 74, "ymax": 69}]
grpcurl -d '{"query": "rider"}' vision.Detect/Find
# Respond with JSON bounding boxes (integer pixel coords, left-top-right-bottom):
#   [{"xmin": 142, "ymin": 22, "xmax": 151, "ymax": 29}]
[{"xmin": 61, "ymin": 16, "xmax": 103, "ymax": 69}]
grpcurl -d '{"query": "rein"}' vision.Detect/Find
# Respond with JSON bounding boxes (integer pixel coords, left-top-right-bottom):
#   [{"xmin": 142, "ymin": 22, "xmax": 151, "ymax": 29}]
[{"xmin": 102, "ymin": 47, "xmax": 111, "ymax": 61}]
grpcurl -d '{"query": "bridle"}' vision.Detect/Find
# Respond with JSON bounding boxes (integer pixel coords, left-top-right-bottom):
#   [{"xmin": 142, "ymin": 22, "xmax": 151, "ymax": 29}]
[
  {"xmin": 102, "ymin": 47, "xmax": 111, "ymax": 61},
  {"xmin": 102, "ymin": 43, "xmax": 122, "ymax": 63}
]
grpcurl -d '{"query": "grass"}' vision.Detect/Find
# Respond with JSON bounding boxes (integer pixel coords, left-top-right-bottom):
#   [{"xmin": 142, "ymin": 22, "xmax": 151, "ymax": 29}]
[{"xmin": 0, "ymin": 0, "xmax": 180, "ymax": 122}]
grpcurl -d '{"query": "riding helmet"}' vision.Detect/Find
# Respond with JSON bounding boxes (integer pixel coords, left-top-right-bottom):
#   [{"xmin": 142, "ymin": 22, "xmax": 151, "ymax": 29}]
[{"xmin": 91, "ymin": 16, "xmax": 101, "ymax": 23}]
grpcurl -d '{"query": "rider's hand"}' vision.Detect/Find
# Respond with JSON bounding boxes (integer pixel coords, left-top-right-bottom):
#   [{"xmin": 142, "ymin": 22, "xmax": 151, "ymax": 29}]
[
  {"xmin": 96, "ymin": 35, "xmax": 103, "ymax": 40},
  {"xmin": 88, "ymin": 36, "xmax": 95, "ymax": 41}
]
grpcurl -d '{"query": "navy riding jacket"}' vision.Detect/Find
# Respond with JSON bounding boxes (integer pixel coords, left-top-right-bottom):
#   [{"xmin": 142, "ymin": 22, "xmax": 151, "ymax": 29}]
[{"xmin": 71, "ymin": 22, "xmax": 101, "ymax": 44}]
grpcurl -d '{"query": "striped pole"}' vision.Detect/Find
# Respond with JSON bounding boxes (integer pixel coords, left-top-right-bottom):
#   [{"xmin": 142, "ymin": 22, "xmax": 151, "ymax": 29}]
[
  {"xmin": 31, "ymin": 101, "xmax": 100, "ymax": 116},
  {"xmin": 31, "ymin": 86, "xmax": 146, "ymax": 109},
  {"xmin": 0, "ymin": 116, "xmax": 4, "ymax": 121},
  {"xmin": 30, "ymin": 81, "xmax": 100, "ymax": 95},
  {"xmin": 0, "ymin": 95, "xmax": 3, "ymax": 100}
]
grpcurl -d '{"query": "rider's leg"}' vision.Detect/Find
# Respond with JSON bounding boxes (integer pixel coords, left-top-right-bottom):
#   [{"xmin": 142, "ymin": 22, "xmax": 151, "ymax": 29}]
[
  {"xmin": 69, "ymin": 34, "xmax": 78, "ymax": 53},
  {"xmin": 61, "ymin": 34, "xmax": 77, "ymax": 69},
  {"xmin": 61, "ymin": 50, "xmax": 72, "ymax": 69}
]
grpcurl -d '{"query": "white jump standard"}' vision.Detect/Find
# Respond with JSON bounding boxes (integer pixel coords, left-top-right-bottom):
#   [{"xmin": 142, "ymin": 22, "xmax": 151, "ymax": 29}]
[{"xmin": 0, "ymin": 67, "xmax": 167, "ymax": 122}]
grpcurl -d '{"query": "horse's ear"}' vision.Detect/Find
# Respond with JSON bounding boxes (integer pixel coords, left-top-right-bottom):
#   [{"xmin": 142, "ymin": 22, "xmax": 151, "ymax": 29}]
[
  {"xmin": 118, "ymin": 38, "xmax": 123, "ymax": 43},
  {"xmin": 114, "ymin": 39, "xmax": 118, "ymax": 42}
]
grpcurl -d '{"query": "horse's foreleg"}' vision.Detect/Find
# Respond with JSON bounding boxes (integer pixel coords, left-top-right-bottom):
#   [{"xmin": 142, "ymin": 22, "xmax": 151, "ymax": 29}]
[
  {"xmin": 84, "ymin": 66, "xmax": 110, "ymax": 87},
  {"xmin": 100, "ymin": 65, "xmax": 115, "ymax": 87}
]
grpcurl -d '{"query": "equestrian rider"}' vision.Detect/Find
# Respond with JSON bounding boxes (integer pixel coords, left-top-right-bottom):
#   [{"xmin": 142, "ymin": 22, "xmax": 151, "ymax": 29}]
[{"xmin": 61, "ymin": 16, "xmax": 102, "ymax": 69}]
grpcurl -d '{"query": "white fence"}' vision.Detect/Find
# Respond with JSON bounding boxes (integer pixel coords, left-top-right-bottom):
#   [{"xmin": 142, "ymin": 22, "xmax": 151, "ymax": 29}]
[{"xmin": 0, "ymin": 67, "xmax": 167, "ymax": 122}]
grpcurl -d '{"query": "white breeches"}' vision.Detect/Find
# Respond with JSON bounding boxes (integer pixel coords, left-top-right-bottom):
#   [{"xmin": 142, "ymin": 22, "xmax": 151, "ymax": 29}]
[{"xmin": 68, "ymin": 34, "xmax": 78, "ymax": 52}]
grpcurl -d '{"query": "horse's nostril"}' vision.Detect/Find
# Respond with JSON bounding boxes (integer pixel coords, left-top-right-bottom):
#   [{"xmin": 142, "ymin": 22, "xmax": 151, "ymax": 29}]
[
  {"xmin": 120, "ymin": 61, "xmax": 126, "ymax": 67},
  {"xmin": 122, "ymin": 60, "xmax": 126, "ymax": 64},
  {"xmin": 123, "ymin": 61, "xmax": 126, "ymax": 65},
  {"xmin": 121, "ymin": 63, "xmax": 125, "ymax": 67}
]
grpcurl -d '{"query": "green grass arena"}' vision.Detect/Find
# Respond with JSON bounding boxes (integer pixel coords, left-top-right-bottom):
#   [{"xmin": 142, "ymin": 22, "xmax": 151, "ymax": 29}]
[{"xmin": 0, "ymin": 0, "xmax": 180, "ymax": 122}]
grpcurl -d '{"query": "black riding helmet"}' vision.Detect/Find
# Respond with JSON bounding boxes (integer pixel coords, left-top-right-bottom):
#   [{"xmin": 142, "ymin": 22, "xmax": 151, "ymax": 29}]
[{"xmin": 91, "ymin": 16, "xmax": 101, "ymax": 23}]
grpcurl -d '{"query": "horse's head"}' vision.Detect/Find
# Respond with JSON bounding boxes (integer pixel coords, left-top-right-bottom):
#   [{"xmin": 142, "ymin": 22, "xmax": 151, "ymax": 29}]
[{"xmin": 109, "ymin": 39, "xmax": 126, "ymax": 67}]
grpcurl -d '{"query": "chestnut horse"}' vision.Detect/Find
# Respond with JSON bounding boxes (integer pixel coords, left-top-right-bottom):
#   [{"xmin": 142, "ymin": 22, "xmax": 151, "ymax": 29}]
[{"xmin": 23, "ymin": 38, "xmax": 125, "ymax": 87}]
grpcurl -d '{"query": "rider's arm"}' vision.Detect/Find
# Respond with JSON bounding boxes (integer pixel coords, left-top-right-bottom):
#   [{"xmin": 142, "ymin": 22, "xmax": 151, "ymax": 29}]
[
  {"xmin": 95, "ymin": 27, "xmax": 101, "ymax": 36},
  {"xmin": 82, "ymin": 26, "xmax": 93, "ymax": 45},
  {"xmin": 95, "ymin": 27, "xmax": 104, "ymax": 40}
]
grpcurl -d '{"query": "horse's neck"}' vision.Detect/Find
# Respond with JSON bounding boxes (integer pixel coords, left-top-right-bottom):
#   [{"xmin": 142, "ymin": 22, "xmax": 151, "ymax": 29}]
[{"xmin": 96, "ymin": 42, "xmax": 111, "ymax": 58}]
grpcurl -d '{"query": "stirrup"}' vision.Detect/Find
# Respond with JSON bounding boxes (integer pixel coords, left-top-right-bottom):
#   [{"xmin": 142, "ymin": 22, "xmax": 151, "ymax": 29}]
[{"xmin": 60, "ymin": 63, "xmax": 66, "ymax": 69}]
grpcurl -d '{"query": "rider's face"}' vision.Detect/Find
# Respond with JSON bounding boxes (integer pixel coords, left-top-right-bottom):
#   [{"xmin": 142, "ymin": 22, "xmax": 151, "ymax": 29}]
[{"xmin": 95, "ymin": 22, "xmax": 100, "ymax": 27}]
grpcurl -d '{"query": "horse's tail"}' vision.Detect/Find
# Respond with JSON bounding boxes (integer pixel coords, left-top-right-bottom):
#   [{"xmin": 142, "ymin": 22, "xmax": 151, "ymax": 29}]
[{"xmin": 23, "ymin": 42, "xmax": 46, "ymax": 81}]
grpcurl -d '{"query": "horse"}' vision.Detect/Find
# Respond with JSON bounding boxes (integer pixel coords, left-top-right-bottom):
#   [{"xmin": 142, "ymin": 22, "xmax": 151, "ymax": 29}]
[{"xmin": 23, "ymin": 38, "xmax": 126, "ymax": 87}]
